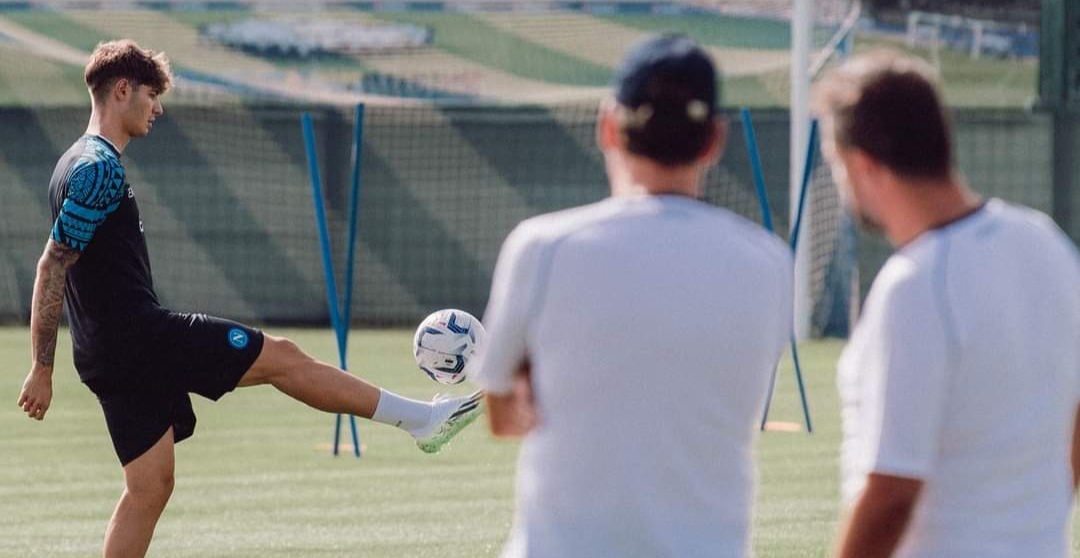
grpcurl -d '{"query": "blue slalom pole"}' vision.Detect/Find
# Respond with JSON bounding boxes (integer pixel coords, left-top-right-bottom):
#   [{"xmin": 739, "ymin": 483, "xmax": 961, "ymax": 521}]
[
  {"xmin": 342, "ymin": 106, "xmax": 365, "ymax": 351},
  {"xmin": 341, "ymin": 105, "xmax": 366, "ymax": 458},
  {"xmin": 786, "ymin": 119, "xmax": 819, "ymax": 433},
  {"xmin": 301, "ymin": 113, "xmax": 354, "ymax": 457},
  {"xmin": 740, "ymin": 109, "xmax": 782, "ymax": 428},
  {"xmin": 741, "ymin": 109, "xmax": 774, "ymax": 233},
  {"xmin": 741, "ymin": 108, "xmax": 812, "ymax": 433},
  {"xmin": 301, "ymin": 114, "xmax": 345, "ymax": 347},
  {"xmin": 790, "ymin": 120, "xmax": 819, "ymax": 253}
]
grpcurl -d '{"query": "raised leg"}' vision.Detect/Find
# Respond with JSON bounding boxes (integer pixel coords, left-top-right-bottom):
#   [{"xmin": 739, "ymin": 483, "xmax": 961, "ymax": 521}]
[
  {"xmin": 237, "ymin": 334, "xmax": 483, "ymax": 452},
  {"xmin": 238, "ymin": 334, "xmax": 383, "ymax": 417}
]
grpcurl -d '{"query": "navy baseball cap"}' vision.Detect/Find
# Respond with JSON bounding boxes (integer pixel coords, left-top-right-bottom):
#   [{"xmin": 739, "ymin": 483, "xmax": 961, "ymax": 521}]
[{"xmin": 613, "ymin": 34, "xmax": 718, "ymax": 124}]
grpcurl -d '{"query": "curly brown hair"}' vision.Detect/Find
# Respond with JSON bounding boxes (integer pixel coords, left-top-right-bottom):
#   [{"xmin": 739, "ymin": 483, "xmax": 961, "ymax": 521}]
[{"xmin": 84, "ymin": 39, "xmax": 173, "ymax": 101}]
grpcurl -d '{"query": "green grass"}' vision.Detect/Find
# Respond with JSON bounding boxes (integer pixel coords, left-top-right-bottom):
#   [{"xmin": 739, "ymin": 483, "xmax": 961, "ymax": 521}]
[
  {"xmin": 853, "ymin": 37, "xmax": 1038, "ymax": 108},
  {"xmin": 4, "ymin": 327, "xmax": 1078, "ymax": 557},
  {"xmin": 2, "ymin": 11, "xmax": 109, "ymax": 52},
  {"xmin": 0, "ymin": 45, "xmax": 89, "ymax": 106},
  {"xmin": 724, "ymin": 73, "xmax": 785, "ymax": 108},
  {"xmin": 0, "ymin": 60, "xmax": 20, "ymax": 106},
  {"xmin": 166, "ymin": 10, "xmax": 255, "ymax": 29},
  {"xmin": 1, "ymin": 327, "xmax": 841, "ymax": 557},
  {"xmin": 1, "ymin": 327, "xmax": 516, "ymax": 558},
  {"xmin": 0, "ymin": 11, "xmax": 1037, "ymax": 108},
  {"xmin": 604, "ymin": 14, "xmax": 791, "ymax": 50},
  {"xmin": 373, "ymin": 13, "xmax": 613, "ymax": 87}
]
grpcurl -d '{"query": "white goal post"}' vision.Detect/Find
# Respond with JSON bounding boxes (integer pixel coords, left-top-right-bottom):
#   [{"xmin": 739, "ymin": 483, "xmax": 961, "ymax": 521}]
[
  {"xmin": 791, "ymin": 0, "xmax": 861, "ymax": 339},
  {"xmin": 791, "ymin": 0, "xmax": 814, "ymax": 340}
]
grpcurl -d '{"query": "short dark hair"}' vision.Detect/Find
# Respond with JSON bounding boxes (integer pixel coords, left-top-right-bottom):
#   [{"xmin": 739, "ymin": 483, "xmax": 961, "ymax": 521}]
[
  {"xmin": 85, "ymin": 39, "xmax": 173, "ymax": 101},
  {"xmin": 814, "ymin": 50, "xmax": 954, "ymax": 180},
  {"xmin": 617, "ymin": 77, "xmax": 718, "ymax": 166}
]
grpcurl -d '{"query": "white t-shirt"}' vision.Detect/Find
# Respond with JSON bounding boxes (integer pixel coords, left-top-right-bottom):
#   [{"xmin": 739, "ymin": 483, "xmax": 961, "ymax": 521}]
[
  {"xmin": 838, "ymin": 199, "xmax": 1080, "ymax": 558},
  {"xmin": 474, "ymin": 194, "xmax": 793, "ymax": 558}
]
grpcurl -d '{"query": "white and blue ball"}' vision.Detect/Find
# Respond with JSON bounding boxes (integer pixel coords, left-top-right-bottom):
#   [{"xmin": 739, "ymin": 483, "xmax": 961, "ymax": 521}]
[{"xmin": 412, "ymin": 309, "xmax": 486, "ymax": 385}]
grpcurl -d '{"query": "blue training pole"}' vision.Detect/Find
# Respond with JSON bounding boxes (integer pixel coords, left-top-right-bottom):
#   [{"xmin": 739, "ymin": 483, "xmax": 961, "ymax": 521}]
[
  {"xmin": 790, "ymin": 120, "xmax": 819, "ymax": 253},
  {"xmin": 741, "ymin": 109, "xmax": 774, "ymax": 233},
  {"xmin": 740, "ymin": 108, "xmax": 813, "ymax": 433},
  {"xmin": 342, "ymin": 105, "xmax": 365, "ymax": 335},
  {"xmin": 341, "ymin": 105, "xmax": 366, "ymax": 458},
  {"xmin": 786, "ymin": 119, "xmax": 819, "ymax": 433},
  {"xmin": 301, "ymin": 113, "xmax": 354, "ymax": 457}
]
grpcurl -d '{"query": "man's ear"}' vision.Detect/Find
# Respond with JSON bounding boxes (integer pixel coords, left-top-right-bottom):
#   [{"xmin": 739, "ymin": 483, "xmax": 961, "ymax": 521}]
[
  {"xmin": 843, "ymin": 147, "xmax": 885, "ymax": 186},
  {"xmin": 113, "ymin": 78, "xmax": 132, "ymax": 101},
  {"xmin": 699, "ymin": 116, "xmax": 727, "ymax": 164},
  {"xmin": 596, "ymin": 98, "xmax": 624, "ymax": 153}
]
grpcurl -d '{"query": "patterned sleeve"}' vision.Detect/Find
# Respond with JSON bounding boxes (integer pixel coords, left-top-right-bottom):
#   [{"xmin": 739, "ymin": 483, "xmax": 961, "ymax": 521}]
[{"xmin": 51, "ymin": 157, "xmax": 126, "ymax": 251}]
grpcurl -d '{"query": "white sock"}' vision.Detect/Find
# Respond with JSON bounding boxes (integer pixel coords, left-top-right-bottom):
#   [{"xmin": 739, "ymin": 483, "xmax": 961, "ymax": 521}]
[{"xmin": 371, "ymin": 389, "xmax": 433, "ymax": 432}]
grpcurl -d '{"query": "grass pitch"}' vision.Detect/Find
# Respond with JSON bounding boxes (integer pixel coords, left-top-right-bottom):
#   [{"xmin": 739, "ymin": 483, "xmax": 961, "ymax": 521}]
[
  {"xmin": 1, "ymin": 327, "xmax": 1076, "ymax": 557},
  {"xmin": 0, "ymin": 10, "xmax": 1037, "ymax": 108}
]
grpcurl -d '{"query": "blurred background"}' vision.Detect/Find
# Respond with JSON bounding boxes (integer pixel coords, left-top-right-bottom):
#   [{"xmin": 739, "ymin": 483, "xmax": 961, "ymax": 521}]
[{"xmin": 0, "ymin": 0, "xmax": 1073, "ymax": 336}]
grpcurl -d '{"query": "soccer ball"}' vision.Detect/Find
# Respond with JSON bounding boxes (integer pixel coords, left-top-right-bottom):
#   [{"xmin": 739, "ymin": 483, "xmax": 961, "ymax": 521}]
[{"xmin": 413, "ymin": 309, "xmax": 486, "ymax": 385}]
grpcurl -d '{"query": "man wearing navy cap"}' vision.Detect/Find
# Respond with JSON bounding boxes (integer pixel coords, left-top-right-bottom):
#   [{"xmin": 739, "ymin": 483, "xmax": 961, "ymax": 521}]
[{"xmin": 472, "ymin": 34, "xmax": 793, "ymax": 558}]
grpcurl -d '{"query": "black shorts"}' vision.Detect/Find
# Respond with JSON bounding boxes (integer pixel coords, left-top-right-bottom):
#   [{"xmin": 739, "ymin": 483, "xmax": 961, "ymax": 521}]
[{"xmin": 83, "ymin": 312, "xmax": 264, "ymax": 466}]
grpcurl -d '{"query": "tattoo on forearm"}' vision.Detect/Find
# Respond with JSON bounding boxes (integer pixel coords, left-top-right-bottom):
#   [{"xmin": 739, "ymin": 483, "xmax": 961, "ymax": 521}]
[
  {"xmin": 45, "ymin": 241, "xmax": 80, "ymax": 268},
  {"xmin": 30, "ymin": 241, "xmax": 79, "ymax": 367}
]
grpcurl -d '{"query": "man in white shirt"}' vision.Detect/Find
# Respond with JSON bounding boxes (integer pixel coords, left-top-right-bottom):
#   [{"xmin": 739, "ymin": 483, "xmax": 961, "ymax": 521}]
[
  {"xmin": 471, "ymin": 34, "xmax": 793, "ymax": 558},
  {"xmin": 815, "ymin": 50, "xmax": 1080, "ymax": 558}
]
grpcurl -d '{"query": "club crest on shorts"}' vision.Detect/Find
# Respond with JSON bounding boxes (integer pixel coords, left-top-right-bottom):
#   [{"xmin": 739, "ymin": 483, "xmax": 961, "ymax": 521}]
[{"xmin": 227, "ymin": 327, "xmax": 249, "ymax": 349}]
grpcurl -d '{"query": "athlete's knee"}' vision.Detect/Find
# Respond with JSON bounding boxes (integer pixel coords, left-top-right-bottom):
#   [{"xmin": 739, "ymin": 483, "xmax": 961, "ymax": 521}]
[
  {"xmin": 124, "ymin": 468, "xmax": 174, "ymax": 510},
  {"xmin": 270, "ymin": 335, "xmax": 314, "ymax": 367},
  {"xmin": 119, "ymin": 429, "xmax": 175, "ymax": 510},
  {"xmin": 249, "ymin": 335, "xmax": 314, "ymax": 385}
]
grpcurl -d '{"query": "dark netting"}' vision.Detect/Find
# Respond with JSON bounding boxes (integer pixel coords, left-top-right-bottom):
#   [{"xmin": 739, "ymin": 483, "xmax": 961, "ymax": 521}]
[
  {"xmin": 343, "ymin": 103, "xmax": 789, "ymax": 326},
  {"xmin": 804, "ymin": 145, "xmax": 858, "ymax": 338},
  {"xmin": 0, "ymin": 104, "xmax": 805, "ymax": 328}
]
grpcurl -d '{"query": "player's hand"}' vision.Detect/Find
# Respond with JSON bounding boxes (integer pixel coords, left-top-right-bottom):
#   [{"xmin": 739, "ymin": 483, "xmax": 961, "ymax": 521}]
[
  {"xmin": 17, "ymin": 366, "xmax": 53, "ymax": 421},
  {"xmin": 511, "ymin": 373, "xmax": 539, "ymax": 431}
]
